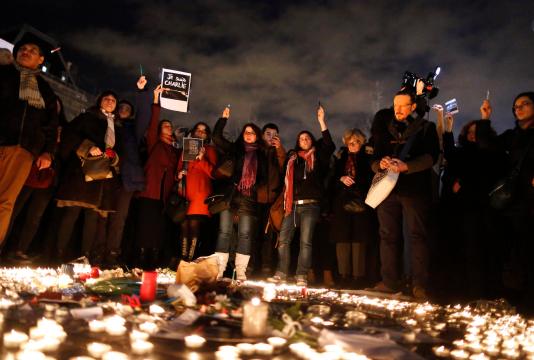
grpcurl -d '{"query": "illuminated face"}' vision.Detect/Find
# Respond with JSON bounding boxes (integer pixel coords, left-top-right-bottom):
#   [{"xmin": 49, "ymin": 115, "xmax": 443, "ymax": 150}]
[
  {"xmin": 347, "ymin": 135, "xmax": 362, "ymax": 154},
  {"xmin": 466, "ymin": 124, "xmax": 476, "ymax": 143},
  {"xmin": 298, "ymin": 133, "xmax": 313, "ymax": 151},
  {"xmin": 118, "ymin": 103, "xmax": 132, "ymax": 119},
  {"xmin": 16, "ymin": 43, "xmax": 44, "ymax": 70},
  {"xmin": 262, "ymin": 128, "xmax": 278, "ymax": 146},
  {"xmin": 513, "ymin": 96, "xmax": 534, "ymax": 122},
  {"xmin": 393, "ymin": 94, "xmax": 416, "ymax": 121},
  {"xmin": 243, "ymin": 126, "xmax": 257, "ymax": 144},
  {"xmin": 160, "ymin": 121, "xmax": 173, "ymax": 137},
  {"xmin": 193, "ymin": 124, "xmax": 208, "ymax": 140},
  {"xmin": 100, "ymin": 95, "xmax": 117, "ymax": 113}
]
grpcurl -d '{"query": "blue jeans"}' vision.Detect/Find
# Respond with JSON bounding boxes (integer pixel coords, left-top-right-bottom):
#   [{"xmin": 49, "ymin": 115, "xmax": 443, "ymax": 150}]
[
  {"xmin": 216, "ymin": 208, "xmax": 257, "ymax": 255},
  {"xmin": 276, "ymin": 204, "xmax": 320, "ymax": 276}
]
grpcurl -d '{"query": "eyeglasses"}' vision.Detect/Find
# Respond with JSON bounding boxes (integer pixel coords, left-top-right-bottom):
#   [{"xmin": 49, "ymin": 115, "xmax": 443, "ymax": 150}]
[
  {"xmin": 244, "ymin": 131, "xmax": 256, "ymax": 136},
  {"xmin": 513, "ymin": 101, "xmax": 533, "ymax": 111}
]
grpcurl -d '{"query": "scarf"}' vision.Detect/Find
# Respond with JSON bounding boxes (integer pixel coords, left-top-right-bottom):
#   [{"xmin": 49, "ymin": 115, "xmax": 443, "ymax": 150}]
[
  {"xmin": 14, "ymin": 62, "xmax": 45, "ymax": 109},
  {"xmin": 237, "ymin": 143, "xmax": 258, "ymax": 196},
  {"xmin": 283, "ymin": 147, "xmax": 315, "ymax": 215},
  {"xmin": 345, "ymin": 152, "xmax": 357, "ymax": 179},
  {"xmin": 101, "ymin": 109, "xmax": 116, "ymax": 149}
]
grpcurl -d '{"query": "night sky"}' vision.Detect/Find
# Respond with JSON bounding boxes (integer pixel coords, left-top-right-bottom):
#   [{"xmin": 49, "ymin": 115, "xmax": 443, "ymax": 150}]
[{"xmin": 3, "ymin": 0, "xmax": 534, "ymax": 145}]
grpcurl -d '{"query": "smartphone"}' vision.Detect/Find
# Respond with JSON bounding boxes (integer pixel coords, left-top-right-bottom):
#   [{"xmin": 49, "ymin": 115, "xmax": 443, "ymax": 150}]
[{"xmin": 445, "ymin": 98, "xmax": 459, "ymax": 115}]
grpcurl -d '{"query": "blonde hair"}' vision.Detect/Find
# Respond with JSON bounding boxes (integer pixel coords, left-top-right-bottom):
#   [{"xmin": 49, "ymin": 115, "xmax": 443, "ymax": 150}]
[{"xmin": 342, "ymin": 128, "xmax": 366, "ymax": 146}]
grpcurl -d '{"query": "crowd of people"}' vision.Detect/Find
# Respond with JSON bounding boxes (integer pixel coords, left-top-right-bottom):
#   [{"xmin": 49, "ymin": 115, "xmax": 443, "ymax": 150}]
[{"xmin": 1, "ymin": 36, "xmax": 533, "ymax": 309}]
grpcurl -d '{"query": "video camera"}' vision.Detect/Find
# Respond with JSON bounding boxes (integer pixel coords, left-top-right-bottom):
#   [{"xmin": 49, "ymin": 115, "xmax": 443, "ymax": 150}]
[{"xmin": 401, "ymin": 66, "xmax": 441, "ymax": 99}]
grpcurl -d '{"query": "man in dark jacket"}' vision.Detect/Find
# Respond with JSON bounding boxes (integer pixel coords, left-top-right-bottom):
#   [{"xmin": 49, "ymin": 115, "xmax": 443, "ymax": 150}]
[
  {"xmin": 0, "ymin": 35, "xmax": 58, "ymax": 246},
  {"xmin": 369, "ymin": 89, "xmax": 440, "ymax": 299}
]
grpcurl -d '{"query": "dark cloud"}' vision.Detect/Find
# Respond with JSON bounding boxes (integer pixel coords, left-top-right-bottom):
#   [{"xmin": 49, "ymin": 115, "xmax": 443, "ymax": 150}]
[{"xmin": 4, "ymin": 0, "xmax": 534, "ymax": 145}]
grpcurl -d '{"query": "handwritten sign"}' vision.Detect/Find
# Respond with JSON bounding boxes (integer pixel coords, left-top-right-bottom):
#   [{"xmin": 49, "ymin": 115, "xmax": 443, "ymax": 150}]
[{"xmin": 160, "ymin": 68, "xmax": 191, "ymax": 112}]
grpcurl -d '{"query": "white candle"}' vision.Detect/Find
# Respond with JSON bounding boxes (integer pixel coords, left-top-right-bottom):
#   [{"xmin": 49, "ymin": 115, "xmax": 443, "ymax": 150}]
[
  {"xmin": 87, "ymin": 342, "xmax": 111, "ymax": 358},
  {"xmin": 432, "ymin": 346, "xmax": 450, "ymax": 357},
  {"xmin": 267, "ymin": 336, "xmax": 287, "ymax": 348},
  {"xmin": 149, "ymin": 304, "xmax": 165, "ymax": 315},
  {"xmin": 131, "ymin": 340, "xmax": 153, "ymax": 355},
  {"xmin": 215, "ymin": 350, "xmax": 238, "ymax": 360},
  {"xmin": 218, "ymin": 345, "xmax": 239, "ymax": 354},
  {"xmin": 89, "ymin": 320, "xmax": 105, "ymax": 333},
  {"xmin": 102, "ymin": 351, "xmax": 128, "ymax": 360},
  {"xmin": 254, "ymin": 343, "xmax": 273, "ymax": 355},
  {"xmin": 139, "ymin": 321, "xmax": 158, "ymax": 334},
  {"xmin": 69, "ymin": 357, "xmax": 96, "ymax": 360},
  {"xmin": 236, "ymin": 343, "xmax": 255, "ymax": 355},
  {"xmin": 3, "ymin": 330, "xmax": 29, "ymax": 349},
  {"xmin": 129, "ymin": 330, "xmax": 149, "ymax": 342},
  {"xmin": 29, "ymin": 327, "xmax": 46, "ymax": 340},
  {"xmin": 15, "ymin": 350, "xmax": 46, "ymax": 360},
  {"xmin": 184, "ymin": 335, "xmax": 206, "ymax": 349},
  {"xmin": 106, "ymin": 324, "xmax": 126, "ymax": 336},
  {"xmin": 242, "ymin": 298, "xmax": 268, "ymax": 337},
  {"xmin": 40, "ymin": 337, "xmax": 60, "ymax": 352},
  {"xmin": 450, "ymin": 349, "xmax": 470, "ymax": 359}
]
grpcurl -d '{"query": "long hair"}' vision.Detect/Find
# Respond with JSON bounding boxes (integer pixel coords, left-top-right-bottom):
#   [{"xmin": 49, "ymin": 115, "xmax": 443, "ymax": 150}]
[
  {"xmin": 458, "ymin": 120, "xmax": 497, "ymax": 147},
  {"xmin": 294, "ymin": 130, "xmax": 317, "ymax": 151},
  {"xmin": 190, "ymin": 121, "xmax": 212, "ymax": 144},
  {"xmin": 236, "ymin": 122, "xmax": 266, "ymax": 150}
]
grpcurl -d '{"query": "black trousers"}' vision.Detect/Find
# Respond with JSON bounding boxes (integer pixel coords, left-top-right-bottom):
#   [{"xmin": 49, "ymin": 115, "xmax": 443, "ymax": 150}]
[
  {"xmin": 376, "ymin": 192, "xmax": 430, "ymax": 288},
  {"xmin": 56, "ymin": 206, "xmax": 100, "ymax": 256},
  {"xmin": 7, "ymin": 186, "xmax": 54, "ymax": 253}
]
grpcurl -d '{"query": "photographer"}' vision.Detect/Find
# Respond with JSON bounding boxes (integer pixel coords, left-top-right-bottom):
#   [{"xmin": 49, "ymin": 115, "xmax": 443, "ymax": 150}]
[{"xmin": 369, "ymin": 88, "xmax": 440, "ymax": 299}]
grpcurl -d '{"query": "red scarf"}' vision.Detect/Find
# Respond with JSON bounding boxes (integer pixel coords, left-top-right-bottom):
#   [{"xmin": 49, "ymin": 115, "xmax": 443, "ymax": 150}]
[
  {"xmin": 345, "ymin": 152, "xmax": 357, "ymax": 179},
  {"xmin": 238, "ymin": 143, "xmax": 258, "ymax": 196},
  {"xmin": 283, "ymin": 147, "xmax": 315, "ymax": 215}
]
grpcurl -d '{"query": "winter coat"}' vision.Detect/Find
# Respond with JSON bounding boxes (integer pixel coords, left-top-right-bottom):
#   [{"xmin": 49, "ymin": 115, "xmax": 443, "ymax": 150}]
[
  {"xmin": 0, "ymin": 64, "xmax": 58, "ymax": 157},
  {"xmin": 115, "ymin": 118, "xmax": 145, "ymax": 192},
  {"xmin": 212, "ymin": 117, "xmax": 280, "ymax": 214},
  {"xmin": 329, "ymin": 147, "xmax": 378, "ymax": 243},
  {"xmin": 370, "ymin": 110, "xmax": 440, "ymax": 198},
  {"xmin": 55, "ymin": 107, "xmax": 121, "ymax": 212},
  {"xmin": 136, "ymin": 104, "xmax": 178, "ymax": 204},
  {"xmin": 177, "ymin": 144, "xmax": 217, "ymax": 216}
]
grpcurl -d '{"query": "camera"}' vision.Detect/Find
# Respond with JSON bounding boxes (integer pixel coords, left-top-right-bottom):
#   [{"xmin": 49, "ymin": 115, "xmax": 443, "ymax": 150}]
[{"xmin": 401, "ymin": 66, "xmax": 441, "ymax": 99}]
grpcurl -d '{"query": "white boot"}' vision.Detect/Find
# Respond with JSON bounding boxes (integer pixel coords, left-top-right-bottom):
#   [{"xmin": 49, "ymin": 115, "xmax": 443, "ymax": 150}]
[
  {"xmin": 235, "ymin": 253, "xmax": 251, "ymax": 281},
  {"xmin": 214, "ymin": 252, "xmax": 229, "ymax": 279}
]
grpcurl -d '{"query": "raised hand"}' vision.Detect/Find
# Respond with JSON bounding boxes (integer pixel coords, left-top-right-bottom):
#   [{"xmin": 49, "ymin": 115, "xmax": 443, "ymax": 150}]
[
  {"xmin": 222, "ymin": 106, "xmax": 231, "ymax": 119},
  {"xmin": 317, "ymin": 104, "xmax": 327, "ymax": 131},
  {"xmin": 153, "ymin": 85, "xmax": 165, "ymax": 104},
  {"xmin": 137, "ymin": 76, "xmax": 147, "ymax": 90},
  {"xmin": 480, "ymin": 99, "xmax": 492, "ymax": 120},
  {"xmin": 444, "ymin": 113, "xmax": 454, "ymax": 133}
]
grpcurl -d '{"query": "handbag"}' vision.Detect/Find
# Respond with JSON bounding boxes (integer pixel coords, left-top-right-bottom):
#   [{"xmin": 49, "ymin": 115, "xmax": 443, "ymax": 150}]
[
  {"xmin": 342, "ymin": 187, "xmax": 366, "ymax": 213},
  {"xmin": 166, "ymin": 178, "xmax": 189, "ymax": 223},
  {"xmin": 81, "ymin": 155, "xmax": 112, "ymax": 181},
  {"xmin": 25, "ymin": 162, "xmax": 55, "ymax": 189},
  {"xmin": 204, "ymin": 185, "xmax": 236, "ymax": 214},
  {"xmin": 489, "ymin": 138, "xmax": 534, "ymax": 210}
]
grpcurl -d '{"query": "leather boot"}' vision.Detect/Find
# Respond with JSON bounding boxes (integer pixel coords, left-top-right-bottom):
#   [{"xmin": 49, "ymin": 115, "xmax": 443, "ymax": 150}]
[
  {"xmin": 235, "ymin": 253, "xmax": 250, "ymax": 281},
  {"xmin": 214, "ymin": 252, "xmax": 229, "ymax": 279}
]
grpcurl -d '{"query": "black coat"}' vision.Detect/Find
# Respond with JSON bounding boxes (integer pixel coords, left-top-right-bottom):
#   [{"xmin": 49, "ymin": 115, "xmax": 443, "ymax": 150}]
[
  {"xmin": 55, "ymin": 107, "xmax": 121, "ymax": 212},
  {"xmin": 212, "ymin": 117, "xmax": 280, "ymax": 214},
  {"xmin": 0, "ymin": 64, "xmax": 58, "ymax": 157},
  {"xmin": 329, "ymin": 148, "xmax": 378, "ymax": 243},
  {"xmin": 371, "ymin": 110, "xmax": 440, "ymax": 198}
]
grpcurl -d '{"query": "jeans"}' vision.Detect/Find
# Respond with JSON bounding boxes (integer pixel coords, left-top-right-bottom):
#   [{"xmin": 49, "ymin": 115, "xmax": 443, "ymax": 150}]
[
  {"xmin": 276, "ymin": 203, "xmax": 320, "ymax": 276},
  {"xmin": 216, "ymin": 208, "xmax": 257, "ymax": 255}
]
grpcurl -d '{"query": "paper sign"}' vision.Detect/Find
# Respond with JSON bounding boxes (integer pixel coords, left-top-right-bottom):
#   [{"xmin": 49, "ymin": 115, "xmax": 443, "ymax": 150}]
[
  {"xmin": 182, "ymin": 137, "xmax": 203, "ymax": 161},
  {"xmin": 160, "ymin": 68, "xmax": 191, "ymax": 112},
  {"xmin": 445, "ymin": 98, "xmax": 459, "ymax": 115}
]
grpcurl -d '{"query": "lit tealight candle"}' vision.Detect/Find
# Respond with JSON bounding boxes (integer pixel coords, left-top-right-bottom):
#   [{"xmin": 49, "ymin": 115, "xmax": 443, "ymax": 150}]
[
  {"xmin": 254, "ymin": 343, "xmax": 273, "ymax": 356},
  {"xmin": 105, "ymin": 324, "xmax": 126, "ymax": 336},
  {"xmin": 433, "ymin": 346, "xmax": 450, "ymax": 358},
  {"xmin": 450, "ymin": 349, "xmax": 470, "ymax": 359},
  {"xmin": 149, "ymin": 304, "xmax": 165, "ymax": 315},
  {"xmin": 242, "ymin": 297, "xmax": 268, "ymax": 337},
  {"xmin": 102, "ymin": 351, "xmax": 128, "ymax": 360},
  {"xmin": 184, "ymin": 335, "xmax": 206, "ymax": 349},
  {"xmin": 131, "ymin": 340, "xmax": 153, "ymax": 355},
  {"xmin": 139, "ymin": 321, "xmax": 158, "ymax": 334},
  {"xmin": 3, "ymin": 330, "xmax": 29, "ymax": 349},
  {"xmin": 88, "ymin": 320, "xmax": 105, "ymax": 333},
  {"xmin": 237, "ymin": 343, "xmax": 255, "ymax": 355},
  {"xmin": 267, "ymin": 336, "xmax": 287, "ymax": 348},
  {"xmin": 129, "ymin": 330, "xmax": 149, "ymax": 342},
  {"xmin": 16, "ymin": 350, "xmax": 46, "ymax": 360},
  {"xmin": 87, "ymin": 342, "xmax": 111, "ymax": 358},
  {"xmin": 215, "ymin": 350, "xmax": 238, "ymax": 360}
]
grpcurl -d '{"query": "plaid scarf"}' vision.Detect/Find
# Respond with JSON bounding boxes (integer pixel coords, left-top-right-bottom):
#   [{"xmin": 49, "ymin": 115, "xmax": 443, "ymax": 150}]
[
  {"xmin": 14, "ymin": 62, "xmax": 45, "ymax": 109},
  {"xmin": 283, "ymin": 147, "xmax": 315, "ymax": 215},
  {"xmin": 237, "ymin": 143, "xmax": 258, "ymax": 196}
]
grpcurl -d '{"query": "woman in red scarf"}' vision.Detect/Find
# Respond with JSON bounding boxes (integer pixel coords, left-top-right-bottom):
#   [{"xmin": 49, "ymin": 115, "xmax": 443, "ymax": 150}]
[
  {"xmin": 212, "ymin": 107, "xmax": 280, "ymax": 281},
  {"xmin": 268, "ymin": 105, "xmax": 335, "ymax": 286}
]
